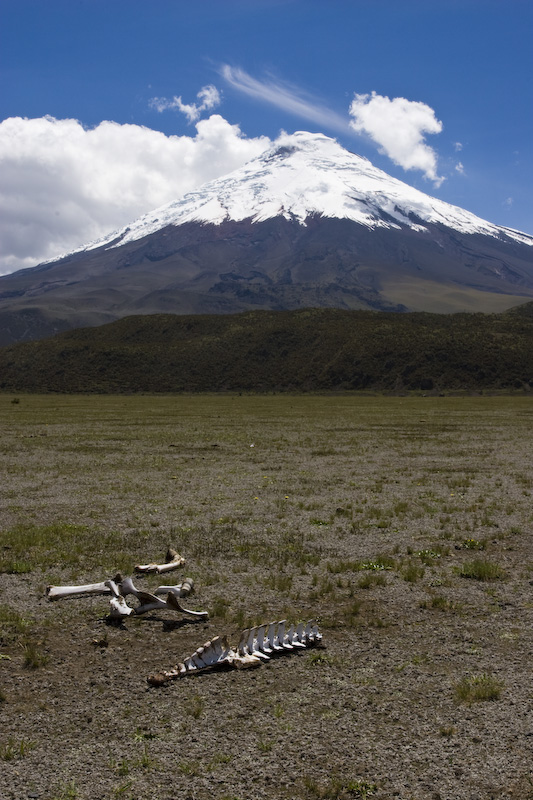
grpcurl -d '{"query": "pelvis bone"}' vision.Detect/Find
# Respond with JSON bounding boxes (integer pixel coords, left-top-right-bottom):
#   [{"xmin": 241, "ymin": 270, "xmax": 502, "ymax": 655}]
[
  {"xmin": 46, "ymin": 574, "xmax": 207, "ymax": 620},
  {"xmin": 147, "ymin": 620, "xmax": 322, "ymax": 686}
]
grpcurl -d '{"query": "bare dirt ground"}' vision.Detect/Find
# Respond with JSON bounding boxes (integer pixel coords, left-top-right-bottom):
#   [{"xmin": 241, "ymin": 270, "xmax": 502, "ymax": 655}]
[{"xmin": 1, "ymin": 393, "xmax": 532, "ymax": 800}]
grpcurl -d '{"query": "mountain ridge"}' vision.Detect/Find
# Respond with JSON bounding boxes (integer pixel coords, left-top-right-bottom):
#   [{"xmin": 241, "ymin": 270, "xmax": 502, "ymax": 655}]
[{"xmin": 1, "ymin": 304, "xmax": 532, "ymax": 394}]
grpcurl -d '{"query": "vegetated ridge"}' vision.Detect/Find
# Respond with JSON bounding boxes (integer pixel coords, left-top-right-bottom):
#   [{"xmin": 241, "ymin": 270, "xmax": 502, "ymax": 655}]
[
  {"xmin": 0, "ymin": 132, "xmax": 532, "ymax": 346},
  {"xmin": 1, "ymin": 303, "xmax": 532, "ymax": 394}
]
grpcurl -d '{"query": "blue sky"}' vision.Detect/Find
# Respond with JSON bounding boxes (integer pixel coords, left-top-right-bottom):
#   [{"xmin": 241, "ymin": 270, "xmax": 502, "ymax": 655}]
[{"xmin": 1, "ymin": 0, "xmax": 532, "ymax": 273}]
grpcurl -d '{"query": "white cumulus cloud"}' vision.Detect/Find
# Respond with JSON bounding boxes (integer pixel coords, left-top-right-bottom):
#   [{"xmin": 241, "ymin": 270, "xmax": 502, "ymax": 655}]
[
  {"xmin": 455, "ymin": 161, "xmax": 465, "ymax": 175},
  {"xmin": 349, "ymin": 91, "xmax": 444, "ymax": 185},
  {"xmin": 150, "ymin": 84, "xmax": 221, "ymax": 122},
  {"xmin": 0, "ymin": 114, "xmax": 271, "ymax": 275}
]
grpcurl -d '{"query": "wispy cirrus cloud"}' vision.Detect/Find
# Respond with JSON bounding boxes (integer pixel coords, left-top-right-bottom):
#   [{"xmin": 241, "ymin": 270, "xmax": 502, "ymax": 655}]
[
  {"xmin": 220, "ymin": 64, "xmax": 352, "ymax": 134},
  {"xmin": 150, "ymin": 84, "xmax": 221, "ymax": 122}
]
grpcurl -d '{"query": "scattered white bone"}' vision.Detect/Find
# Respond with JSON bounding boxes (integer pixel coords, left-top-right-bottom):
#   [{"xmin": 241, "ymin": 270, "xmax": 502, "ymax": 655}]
[
  {"xmin": 147, "ymin": 620, "xmax": 322, "ymax": 686},
  {"xmin": 154, "ymin": 577, "xmax": 194, "ymax": 598},
  {"xmin": 106, "ymin": 579, "xmax": 134, "ymax": 618},
  {"xmin": 46, "ymin": 573, "xmax": 207, "ymax": 620},
  {"xmin": 164, "ymin": 591, "xmax": 209, "ymax": 619},
  {"xmin": 46, "ymin": 581, "xmax": 113, "ymax": 600},
  {"xmin": 135, "ymin": 547, "xmax": 185, "ymax": 574}
]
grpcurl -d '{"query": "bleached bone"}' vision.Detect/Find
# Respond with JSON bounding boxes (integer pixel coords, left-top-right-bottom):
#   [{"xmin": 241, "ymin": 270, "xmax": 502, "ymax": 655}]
[
  {"xmin": 153, "ymin": 577, "xmax": 194, "ymax": 598},
  {"xmin": 106, "ymin": 579, "xmax": 134, "ymax": 618},
  {"xmin": 147, "ymin": 620, "xmax": 322, "ymax": 686},
  {"xmin": 266, "ymin": 620, "xmax": 285, "ymax": 652},
  {"xmin": 238, "ymin": 627, "xmax": 270, "ymax": 661},
  {"xmin": 46, "ymin": 573, "xmax": 205, "ymax": 620},
  {"xmin": 119, "ymin": 576, "xmax": 207, "ymax": 618},
  {"xmin": 164, "ymin": 591, "xmax": 209, "ymax": 619},
  {"xmin": 47, "ymin": 575, "xmax": 193, "ymax": 603},
  {"xmin": 46, "ymin": 580, "xmax": 114, "ymax": 600},
  {"xmin": 135, "ymin": 547, "xmax": 185, "ymax": 574}
]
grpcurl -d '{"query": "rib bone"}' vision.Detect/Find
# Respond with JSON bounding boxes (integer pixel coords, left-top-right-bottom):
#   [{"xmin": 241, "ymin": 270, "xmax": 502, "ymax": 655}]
[{"xmin": 135, "ymin": 547, "xmax": 185, "ymax": 574}]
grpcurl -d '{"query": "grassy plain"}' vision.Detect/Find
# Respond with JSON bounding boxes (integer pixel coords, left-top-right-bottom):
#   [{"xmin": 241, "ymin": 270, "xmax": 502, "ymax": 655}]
[{"xmin": 1, "ymin": 393, "xmax": 533, "ymax": 799}]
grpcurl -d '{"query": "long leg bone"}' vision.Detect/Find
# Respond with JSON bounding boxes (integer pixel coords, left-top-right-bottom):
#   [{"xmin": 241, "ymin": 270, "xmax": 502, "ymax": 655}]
[
  {"xmin": 46, "ymin": 580, "xmax": 114, "ymax": 600},
  {"xmin": 135, "ymin": 547, "xmax": 185, "ymax": 574},
  {"xmin": 147, "ymin": 620, "xmax": 322, "ymax": 685}
]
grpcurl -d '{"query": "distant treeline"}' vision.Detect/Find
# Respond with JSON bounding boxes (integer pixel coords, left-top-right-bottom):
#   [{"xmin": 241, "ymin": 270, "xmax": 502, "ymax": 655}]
[{"xmin": 0, "ymin": 304, "xmax": 532, "ymax": 394}]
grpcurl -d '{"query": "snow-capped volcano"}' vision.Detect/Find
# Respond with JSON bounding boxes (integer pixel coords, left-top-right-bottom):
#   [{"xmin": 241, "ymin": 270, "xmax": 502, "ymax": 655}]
[
  {"xmin": 74, "ymin": 131, "xmax": 531, "ymax": 254},
  {"xmin": 0, "ymin": 132, "xmax": 532, "ymax": 345}
]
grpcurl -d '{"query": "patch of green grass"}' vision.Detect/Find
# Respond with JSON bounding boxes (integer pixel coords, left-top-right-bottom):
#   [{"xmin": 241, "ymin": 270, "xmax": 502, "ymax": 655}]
[
  {"xmin": 49, "ymin": 781, "xmax": 79, "ymax": 800},
  {"xmin": 0, "ymin": 605, "xmax": 32, "ymax": 645},
  {"xmin": 420, "ymin": 595, "xmax": 455, "ymax": 611},
  {"xmin": 178, "ymin": 760, "xmax": 202, "ymax": 776},
  {"xmin": 23, "ymin": 640, "xmax": 49, "ymax": 669},
  {"xmin": 307, "ymin": 651, "xmax": 337, "ymax": 667},
  {"xmin": 0, "ymin": 522, "xmax": 90, "ymax": 574},
  {"xmin": 454, "ymin": 673, "xmax": 504, "ymax": 703},
  {"xmin": 401, "ymin": 563, "xmax": 425, "ymax": 583},
  {"xmin": 459, "ymin": 559, "xmax": 505, "ymax": 581},
  {"xmin": 184, "ymin": 694, "xmax": 205, "ymax": 720},
  {"xmin": 303, "ymin": 775, "xmax": 377, "ymax": 799},
  {"xmin": 358, "ymin": 573, "xmax": 386, "ymax": 589},
  {"xmin": 0, "ymin": 737, "xmax": 36, "ymax": 761}
]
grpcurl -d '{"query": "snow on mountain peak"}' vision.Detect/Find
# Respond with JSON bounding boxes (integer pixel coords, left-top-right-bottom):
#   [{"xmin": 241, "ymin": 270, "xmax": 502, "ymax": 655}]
[{"xmin": 67, "ymin": 131, "xmax": 533, "ymax": 258}]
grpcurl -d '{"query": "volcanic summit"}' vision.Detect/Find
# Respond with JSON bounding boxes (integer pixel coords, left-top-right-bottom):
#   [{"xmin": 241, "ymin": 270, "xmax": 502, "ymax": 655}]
[{"xmin": 0, "ymin": 131, "xmax": 532, "ymax": 344}]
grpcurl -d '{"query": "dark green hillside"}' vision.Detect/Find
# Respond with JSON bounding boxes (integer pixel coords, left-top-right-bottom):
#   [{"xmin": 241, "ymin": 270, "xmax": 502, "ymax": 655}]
[{"xmin": 0, "ymin": 304, "xmax": 532, "ymax": 393}]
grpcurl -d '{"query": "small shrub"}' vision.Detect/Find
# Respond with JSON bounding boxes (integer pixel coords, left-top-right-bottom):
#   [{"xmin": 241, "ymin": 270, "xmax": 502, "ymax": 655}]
[{"xmin": 454, "ymin": 673, "xmax": 503, "ymax": 703}]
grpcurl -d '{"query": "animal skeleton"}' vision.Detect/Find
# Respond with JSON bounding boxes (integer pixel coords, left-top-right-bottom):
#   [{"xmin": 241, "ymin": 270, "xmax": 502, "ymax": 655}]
[
  {"xmin": 46, "ymin": 574, "xmax": 207, "ymax": 620},
  {"xmin": 147, "ymin": 619, "xmax": 322, "ymax": 685}
]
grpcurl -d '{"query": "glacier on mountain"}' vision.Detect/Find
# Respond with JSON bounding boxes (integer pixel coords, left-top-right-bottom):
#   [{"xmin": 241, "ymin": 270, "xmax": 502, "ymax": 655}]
[{"xmin": 55, "ymin": 131, "xmax": 533, "ymax": 261}]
